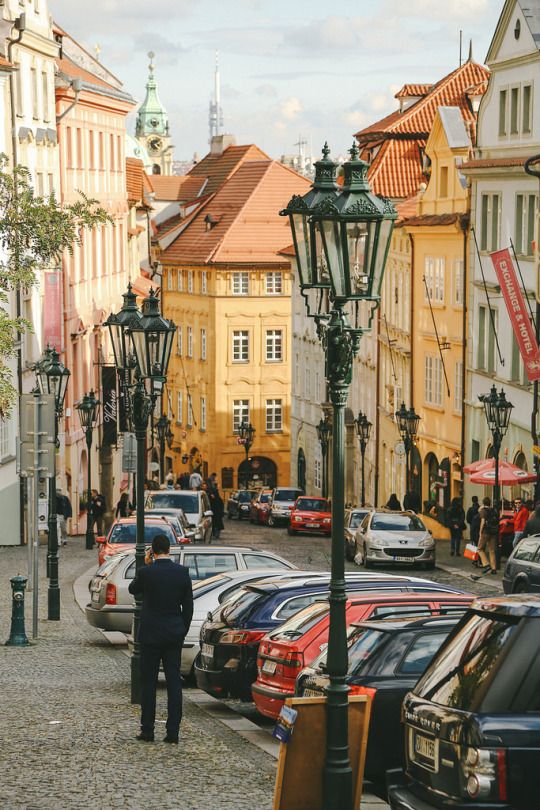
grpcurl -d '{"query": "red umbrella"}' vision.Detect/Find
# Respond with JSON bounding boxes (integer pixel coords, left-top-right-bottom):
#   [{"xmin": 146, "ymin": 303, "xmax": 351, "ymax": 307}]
[
  {"xmin": 470, "ymin": 460, "xmax": 537, "ymax": 486},
  {"xmin": 463, "ymin": 458, "xmax": 493, "ymax": 474}
]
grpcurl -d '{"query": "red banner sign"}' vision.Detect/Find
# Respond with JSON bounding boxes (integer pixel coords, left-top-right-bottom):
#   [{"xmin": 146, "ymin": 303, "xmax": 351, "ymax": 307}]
[
  {"xmin": 490, "ymin": 248, "xmax": 540, "ymax": 381},
  {"xmin": 43, "ymin": 271, "xmax": 63, "ymax": 351}
]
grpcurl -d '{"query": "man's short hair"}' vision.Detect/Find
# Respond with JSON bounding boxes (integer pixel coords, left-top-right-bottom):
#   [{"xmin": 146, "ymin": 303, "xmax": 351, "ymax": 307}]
[
  {"xmin": 482, "ymin": 496, "xmax": 491, "ymax": 507},
  {"xmin": 472, "ymin": 495, "xmax": 478, "ymax": 503},
  {"xmin": 152, "ymin": 534, "xmax": 170, "ymax": 555}
]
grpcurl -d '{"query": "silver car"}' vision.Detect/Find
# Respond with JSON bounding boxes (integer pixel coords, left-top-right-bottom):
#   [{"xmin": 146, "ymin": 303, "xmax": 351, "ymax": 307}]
[
  {"xmin": 85, "ymin": 545, "xmax": 297, "ymax": 637},
  {"xmin": 147, "ymin": 490, "xmax": 213, "ymax": 543},
  {"xmin": 344, "ymin": 508, "xmax": 370, "ymax": 561},
  {"xmin": 356, "ymin": 510, "xmax": 435, "ymax": 569}
]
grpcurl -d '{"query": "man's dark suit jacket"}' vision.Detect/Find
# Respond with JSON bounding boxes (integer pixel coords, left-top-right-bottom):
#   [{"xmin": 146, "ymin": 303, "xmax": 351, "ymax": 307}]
[{"xmin": 128, "ymin": 558, "xmax": 193, "ymax": 646}]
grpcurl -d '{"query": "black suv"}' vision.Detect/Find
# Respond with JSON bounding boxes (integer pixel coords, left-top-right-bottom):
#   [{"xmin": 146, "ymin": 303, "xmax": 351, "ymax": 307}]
[
  {"xmin": 227, "ymin": 490, "xmax": 257, "ymax": 520},
  {"xmin": 388, "ymin": 596, "xmax": 540, "ymax": 810}
]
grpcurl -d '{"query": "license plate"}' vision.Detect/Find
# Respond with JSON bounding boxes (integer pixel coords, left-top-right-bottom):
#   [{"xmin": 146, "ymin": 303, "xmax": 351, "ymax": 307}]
[
  {"xmin": 393, "ymin": 556, "xmax": 413, "ymax": 562},
  {"xmin": 91, "ymin": 592, "xmax": 100, "ymax": 603},
  {"xmin": 201, "ymin": 643, "xmax": 214, "ymax": 658},
  {"xmin": 303, "ymin": 688, "xmax": 322, "ymax": 697},
  {"xmin": 306, "ymin": 523, "xmax": 320, "ymax": 528},
  {"xmin": 411, "ymin": 730, "xmax": 438, "ymax": 772},
  {"xmin": 262, "ymin": 659, "xmax": 277, "ymax": 675}
]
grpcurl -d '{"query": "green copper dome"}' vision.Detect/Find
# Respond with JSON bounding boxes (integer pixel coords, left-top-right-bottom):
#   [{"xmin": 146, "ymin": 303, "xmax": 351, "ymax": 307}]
[{"xmin": 135, "ymin": 51, "xmax": 169, "ymax": 138}]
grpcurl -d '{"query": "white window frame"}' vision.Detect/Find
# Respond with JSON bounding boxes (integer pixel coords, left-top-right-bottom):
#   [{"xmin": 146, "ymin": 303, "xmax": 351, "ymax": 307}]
[
  {"xmin": 201, "ymin": 271, "xmax": 207, "ymax": 294},
  {"xmin": 232, "ymin": 271, "xmax": 249, "ymax": 296},
  {"xmin": 201, "ymin": 328, "xmax": 207, "ymax": 360},
  {"xmin": 0, "ymin": 413, "xmax": 14, "ymax": 460},
  {"xmin": 424, "ymin": 256, "xmax": 445, "ymax": 304},
  {"xmin": 177, "ymin": 270, "xmax": 184, "ymax": 292},
  {"xmin": 480, "ymin": 193, "xmax": 501, "ymax": 252},
  {"xmin": 515, "ymin": 193, "xmax": 537, "ymax": 257},
  {"xmin": 187, "ymin": 326, "xmax": 193, "ymax": 358},
  {"xmin": 200, "ymin": 396, "xmax": 207, "ymax": 431},
  {"xmin": 265, "ymin": 329, "xmax": 283, "ymax": 362},
  {"xmin": 177, "ymin": 391, "xmax": 183, "ymax": 424},
  {"xmin": 232, "ymin": 330, "xmax": 249, "ymax": 363},
  {"xmin": 314, "ymin": 452, "xmax": 322, "ymax": 490},
  {"xmin": 233, "ymin": 400, "xmax": 250, "ymax": 433},
  {"xmin": 187, "ymin": 270, "xmax": 194, "ymax": 293},
  {"xmin": 454, "ymin": 361, "xmax": 463, "ymax": 413},
  {"xmin": 265, "ymin": 398, "xmax": 283, "ymax": 433},
  {"xmin": 187, "ymin": 394, "xmax": 193, "ymax": 428},
  {"xmin": 265, "ymin": 271, "xmax": 283, "ymax": 295},
  {"xmin": 424, "ymin": 355, "xmax": 443, "ymax": 407},
  {"xmin": 453, "ymin": 259, "xmax": 463, "ymax": 306},
  {"xmin": 177, "ymin": 326, "xmax": 183, "ymax": 356},
  {"xmin": 167, "ymin": 269, "xmax": 174, "ymax": 291}
]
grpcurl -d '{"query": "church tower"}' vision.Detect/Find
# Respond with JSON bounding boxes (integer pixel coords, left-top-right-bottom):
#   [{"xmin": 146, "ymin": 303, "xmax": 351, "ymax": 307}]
[{"xmin": 135, "ymin": 52, "xmax": 173, "ymax": 175}]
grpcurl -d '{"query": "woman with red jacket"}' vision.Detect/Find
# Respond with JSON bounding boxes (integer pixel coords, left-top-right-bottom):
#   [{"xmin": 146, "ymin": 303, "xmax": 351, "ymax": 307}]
[{"xmin": 513, "ymin": 498, "xmax": 530, "ymax": 547}]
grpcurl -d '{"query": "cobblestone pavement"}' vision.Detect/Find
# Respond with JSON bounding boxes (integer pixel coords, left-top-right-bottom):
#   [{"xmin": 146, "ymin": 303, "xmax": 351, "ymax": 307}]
[{"xmin": 0, "ymin": 540, "xmax": 276, "ymax": 810}]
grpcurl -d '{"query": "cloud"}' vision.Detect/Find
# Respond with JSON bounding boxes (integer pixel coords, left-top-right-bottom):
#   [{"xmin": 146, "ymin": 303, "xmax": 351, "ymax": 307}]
[
  {"xmin": 51, "ymin": 0, "xmax": 198, "ymax": 35},
  {"xmin": 221, "ymin": 83, "xmax": 242, "ymax": 99},
  {"xmin": 254, "ymin": 83, "xmax": 278, "ymax": 98},
  {"xmin": 280, "ymin": 97, "xmax": 303, "ymax": 120},
  {"xmin": 131, "ymin": 32, "xmax": 187, "ymax": 66},
  {"xmin": 384, "ymin": 0, "xmax": 489, "ymax": 19}
]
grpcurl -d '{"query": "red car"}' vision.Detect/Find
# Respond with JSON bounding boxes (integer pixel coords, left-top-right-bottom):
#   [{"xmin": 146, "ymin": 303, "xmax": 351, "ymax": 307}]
[
  {"xmin": 288, "ymin": 496, "xmax": 332, "ymax": 536},
  {"xmin": 96, "ymin": 516, "xmax": 187, "ymax": 566},
  {"xmin": 249, "ymin": 489, "xmax": 273, "ymax": 525},
  {"xmin": 252, "ymin": 591, "xmax": 473, "ymax": 720}
]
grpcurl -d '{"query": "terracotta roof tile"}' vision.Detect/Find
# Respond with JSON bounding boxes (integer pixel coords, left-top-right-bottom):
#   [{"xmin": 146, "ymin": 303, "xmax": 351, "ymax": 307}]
[
  {"xmin": 126, "ymin": 157, "xmax": 145, "ymax": 203},
  {"xmin": 461, "ymin": 156, "xmax": 525, "ymax": 170},
  {"xmin": 396, "ymin": 194, "xmax": 420, "ymax": 221},
  {"xmin": 56, "ymin": 55, "xmax": 117, "ymax": 91},
  {"xmin": 367, "ymin": 138, "xmax": 426, "ymax": 199},
  {"xmin": 149, "ymin": 174, "xmax": 207, "ymax": 202},
  {"xmin": 395, "ymin": 83, "xmax": 433, "ymax": 98},
  {"xmin": 402, "ymin": 212, "xmax": 461, "ymax": 227},
  {"xmin": 187, "ymin": 144, "xmax": 270, "ymax": 195}
]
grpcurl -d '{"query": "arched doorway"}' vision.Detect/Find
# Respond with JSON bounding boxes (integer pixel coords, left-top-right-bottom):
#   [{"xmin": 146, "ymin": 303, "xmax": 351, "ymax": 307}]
[
  {"xmin": 424, "ymin": 452, "xmax": 440, "ymax": 504},
  {"xmin": 297, "ymin": 448, "xmax": 306, "ymax": 492},
  {"xmin": 439, "ymin": 457, "xmax": 451, "ymax": 508},
  {"xmin": 410, "ymin": 445, "xmax": 422, "ymax": 508},
  {"xmin": 238, "ymin": 456, "xmax": 277, "ymax": 489}
]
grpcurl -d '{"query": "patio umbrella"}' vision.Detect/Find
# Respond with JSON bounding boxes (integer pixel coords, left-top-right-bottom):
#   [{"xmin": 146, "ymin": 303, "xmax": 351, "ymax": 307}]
[
  {"xmin": 462, "ymin": 458, "xmax": 493, "ymax": 474},
  {"xmin": 469, "ymin": 460, "xmax": 537, "ymax": 486}
]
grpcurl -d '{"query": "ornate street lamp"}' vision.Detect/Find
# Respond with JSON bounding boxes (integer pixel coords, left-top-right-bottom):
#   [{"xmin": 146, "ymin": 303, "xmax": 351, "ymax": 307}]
[
  {"xmin": 35, "ymin": 345, "xmax": 70, "ymax": 620},
  {"xmin": 238, "ymin": 421, "xmax": 255, "ymax": 488},
  {"xmin": 316, "ymin": 417, "xmax": 331, "ymax": 499},
  {"xmin": 281, "ymin": 142, "xmax": 396, "ymax": 810},
  {"xmin": 354, "ymin": 411, "xmax": 372, "ymax": 507},
  {"xmin": 479, "ymin": 385, "xmax": 513, "ymax": 516},
  {"xmin": 156, "ymin": 412, "xmax": 171, "ymax": 483},
  {"xmin": 106, "ymin": 287, "xmax": 175, "ymax": 704},
  {"xmin": 395, "ymin": 402, "xmax": 421, "ymax": 505},
  {"xmin": 76, "ymin": 390, "xmax": 100, "ymax": 551}
]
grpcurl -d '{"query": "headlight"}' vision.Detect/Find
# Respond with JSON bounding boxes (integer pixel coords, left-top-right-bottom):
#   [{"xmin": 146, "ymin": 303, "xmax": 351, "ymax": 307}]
[
  {"xmin": 293, "ymin": 516, "xmax": 302, "ymax": 522},
  {"xmin": 419, "ymin": 536, "xmax": 434, "ymax": 547},
  {"xmin": 368, "ymin": 535, "xmax": 384, "ymax": 546},
  {"xmin": 323, "ymin": 518, "xmax": 331, "ymax": 524}
]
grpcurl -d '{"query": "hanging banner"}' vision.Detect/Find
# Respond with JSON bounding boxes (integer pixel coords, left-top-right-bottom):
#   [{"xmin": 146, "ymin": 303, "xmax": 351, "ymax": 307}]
[
  {"xmin": 490, "ymin": 247, "xmax": 540, "ymax": 381},
  {"xmin": 118, "ymin": 384, "xmax": 129, "ymax": 433},
  {"xmin": 43, "ymin": 271, "xmax": 62, "ymax": 350},
  {"xmin": 101, "ymin": 366, "xmax": 118, "ymax": 446}
]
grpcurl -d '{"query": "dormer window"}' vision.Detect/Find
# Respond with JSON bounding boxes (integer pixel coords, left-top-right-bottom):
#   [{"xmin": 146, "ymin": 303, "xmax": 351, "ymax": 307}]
[{"xmin": 204, "ymin": 214, "xmax": 218, "ymax": 231}]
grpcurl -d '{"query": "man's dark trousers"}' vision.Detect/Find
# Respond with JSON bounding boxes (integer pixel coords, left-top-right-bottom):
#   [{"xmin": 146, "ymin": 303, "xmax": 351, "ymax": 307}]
[{"xmin": 140, "ymin": 642, "xmax": 183, "ymax": 740}]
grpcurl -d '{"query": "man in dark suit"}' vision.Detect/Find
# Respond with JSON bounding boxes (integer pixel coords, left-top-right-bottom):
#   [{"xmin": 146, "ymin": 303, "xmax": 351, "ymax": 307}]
[{"xmin": 128, "ymin": 533, "xmax": 193, "ymax": 744}]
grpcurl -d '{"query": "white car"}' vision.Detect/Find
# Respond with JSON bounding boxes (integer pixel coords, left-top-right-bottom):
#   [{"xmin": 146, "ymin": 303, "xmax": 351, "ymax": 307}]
[
  {"xmin": 148, "ymin": 490, "xmax": 213, "ymax": 543},
  {"xmin": 356, "ymin": 510, "xmax": 435, "ymax": 570}
]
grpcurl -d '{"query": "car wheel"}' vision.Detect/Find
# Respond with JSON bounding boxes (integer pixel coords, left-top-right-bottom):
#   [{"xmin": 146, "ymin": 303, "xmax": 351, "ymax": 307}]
[
  {"xmin": 513, "ymin": 580, "xmax": 528, "ymax": 594},
  {"xmin": 363, "ymin": 545, "xmax": 373, "ymax": 569},
  {"xmin": 345, "ymin": 542, "xmax": 354, "ymax": 562}
]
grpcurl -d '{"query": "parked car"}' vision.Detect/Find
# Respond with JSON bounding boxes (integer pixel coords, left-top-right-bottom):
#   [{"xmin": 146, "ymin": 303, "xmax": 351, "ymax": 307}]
[
  {"xmin": 227, "ymin": 490, "xmax": 257, "ymax": 520},
  {"xmin": 253, "ymin": 592, "xmax": 473, "ymax": 721},
  {"xmin": 85, "ymin": 546, "xmax": 297, "ymax": 635},
  {"xmin": 267, "ymin": 487, "xmax": 304, "ymax": 527},
  {"xmin": 144, "ymin": 508, "xmax": 195, "ymax": 542},
  {"xmin": 298, "ymin": 615, "xmax": 464, "ymax": 785},
  {"xmin": 147, "ymin": 490, "xmax": 213, "ymax": 543},
  {"xmin": 356, "ymin": 510, "xmax": 435, "ymax": 569},
  {"xmin": 388, "ymin": 595, "xmax": 540, "ymax": 810},
  {"xmin": 503, "ymin": 534, "xmax": 540, "ymax": 593},
  {"xmin": 195, "ymin": 573, "xmax": 466, "ymax": 701},
  {"xmin": 288, "ymin": 497, "xmax": 332, "ymax": 536},
  {"xmin": 344, "ymin": 508, "xmax": 370, "ymax": 561},
  {"xmin": 249, "ymin": 490, "xmax": 273, "ymax": 524},
  {"xmin": 96, "ymin": 517, "xmax": 182, "ymax": 566}
]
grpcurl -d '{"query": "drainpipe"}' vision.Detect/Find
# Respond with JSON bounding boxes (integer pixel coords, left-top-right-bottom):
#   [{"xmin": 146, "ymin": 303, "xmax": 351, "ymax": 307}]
[
  {"xmin": 460, "ymin": 213, "xmax": 469, "ymax": 496},
  {"xmin": 7, "ymin": 14, "xmax": 26, "ymax": 546},
  {"xmin": 524, "ymin": 155, "xmax": 540, "ymax": 502},
  {"xmin": 374, "ymin": 308, "xmax": 381, "ymax": 507}
]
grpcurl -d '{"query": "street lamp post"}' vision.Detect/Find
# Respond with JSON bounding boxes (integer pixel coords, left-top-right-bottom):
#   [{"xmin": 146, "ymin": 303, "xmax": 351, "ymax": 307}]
[
  {"xmin": 282, "ymin": 142, "xmax": 396, "ymax": 810},
  {"xmin": 76, "ymin": 390, "xmax": 100, "ymax": 550},
  {"xmin": 395, "ymin": 402, "xmax": 421, "ymax": 506},
  {"xmin": 156, "ymin": 412, "xmax": 171, "ymax": 483},
  {"xmin": 106, "ymin": 288, "xmax": 175, "ymax": 704},
  {"xmin": 479, "ymin": 385, "xmax": 513, "ymax": 516},
  {"xmin": 35, "ymin": 346, "xmax": 70, "ymax": 620},
  {"xmin": 354, "ymin": 411, "xmax": 372, "ymax": 507},
  {"xmin": 238, "ymin": 421, "xmax": 255, "ymax": 488},
  {"xmin": 316, "ymin": 417, "xmax": 331, "ymax": 498}
]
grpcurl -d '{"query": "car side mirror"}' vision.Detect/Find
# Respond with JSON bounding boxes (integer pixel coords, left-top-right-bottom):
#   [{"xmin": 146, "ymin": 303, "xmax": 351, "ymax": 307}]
[{"xmin": 96, "ymin": 536, "xmax": 106, "ymax": 543}]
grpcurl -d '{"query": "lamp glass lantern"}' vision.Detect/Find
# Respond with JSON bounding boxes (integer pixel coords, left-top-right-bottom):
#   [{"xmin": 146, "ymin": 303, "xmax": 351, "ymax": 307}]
[
  {"xmin": 104, "ymin": 284, "xmax": 142, "ymax": 372},
  {"xmin": 479, "ymin": 385, "xmax": 499, "ymax": 433},
  {"xmin": 395, "ymin": 402, "xmax": 409, "ymax": 437},
  {"xmin": 35, "ymin": 345, "xmax": 53, "ymax": 395},
  {"xmin": 44, "ymin": 348, "xmax": 70, "ymax": 414},
  {"xmin": 239, "ymin": 421, "xmax": 255, "ymax": 445},
  {"xmin": 129, "ymin": 289, "xmax": 176, "ymax": 382},
  {"xmin": 156, "ymin": 413, "xmax": 170, "ymax": 443},
  {"xmin": 357, "ymin": 413, "xmax": 372, "ymax": 443},
  {"xmin": 495, "ymin": 389, "xmax": 513, "ymax": 435},
  {"xmin": 76, "ymin": 390, "xmax": 100, "ymax": 430},
  {"xmin": 406, "ymin": 406, "xmax": 421, "ymax": 442}
]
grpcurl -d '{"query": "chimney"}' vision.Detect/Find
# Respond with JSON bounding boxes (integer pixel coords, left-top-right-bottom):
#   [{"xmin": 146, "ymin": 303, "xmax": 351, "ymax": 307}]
[{"xmin": 210, "ymin": 134, "xmax": 236, "ymax": 156}]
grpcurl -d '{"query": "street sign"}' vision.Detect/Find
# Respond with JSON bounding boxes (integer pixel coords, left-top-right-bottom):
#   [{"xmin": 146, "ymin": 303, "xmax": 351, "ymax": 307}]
[
  {"xmin": 121, "ymin": 433, "xmax": 137, "ymax": 473},
  {"xmin": 20, "ymin": 393, "xmax": 55, "ymax": 443},
  {"xmin": 533, "ymin": 445, "xmax": 540, "ymax": 458},
  {"xmin": 18, "ymin": 440, "xmax": 55, "ymax": 477},
  {"xmin": 237, "ymin": 436, "xmax": 247, "ymax": 445}
]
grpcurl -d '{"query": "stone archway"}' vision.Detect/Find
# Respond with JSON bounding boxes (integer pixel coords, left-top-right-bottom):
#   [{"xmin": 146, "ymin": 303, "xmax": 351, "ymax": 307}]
[
  {"xmin": 297, "ymin": 448, "xmax": 306, "ymax": 493},
  {"xmin": 238, "ymin": 456, "xmax": 277, "ymax": 489}
]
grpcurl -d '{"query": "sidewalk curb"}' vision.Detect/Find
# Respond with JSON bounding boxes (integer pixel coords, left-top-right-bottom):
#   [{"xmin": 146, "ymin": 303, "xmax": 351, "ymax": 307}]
[{"xmin": 436, "ymin": 562, "xmax": 504, "ymax": 591}]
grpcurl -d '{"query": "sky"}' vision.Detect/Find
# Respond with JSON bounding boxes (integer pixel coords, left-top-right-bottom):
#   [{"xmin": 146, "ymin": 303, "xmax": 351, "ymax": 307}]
[{"xmin": 50, "ymin": 0, "xmax": 504, "ymax": 163}]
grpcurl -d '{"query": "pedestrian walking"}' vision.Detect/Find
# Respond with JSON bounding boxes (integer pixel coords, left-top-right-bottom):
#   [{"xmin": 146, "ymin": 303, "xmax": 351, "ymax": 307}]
[
  {"xmin": 91, "ymin": 490, "xmax": 107, "ymax": 535},
  {"xmin": 210, "ymin": 490, "xmax": 224, "ymax": 540},
  {"xmin": 512, "ymin": 497, "xmax": 529, "ymax": 547},
  {"xmin": 386, "ymin": 493, "xmax": 401, "ymax": 511},
  {"xmin": 178, "ymin": 472, "xmax": 190, "ymax": 490},
  {"xmin": 143, "ymin": 481, "xmax": 154, "ymax": 509},
  {"xmin": 115, "ymin": 492, "xmax": 132, "ymax": 518},
  {"xmin": 128, "ymin": 533, "xmax": 193, "ymax": 744},
  {"xmin": 206, "ymin": 472, "xmax": 218, "ymax": 495},
  {"xmin": 189, "ymin": 470, "xmax": 203, "ymax": 490},
  {"xmin": 477, "ymin": 496, "xmax": 498, "ymax": 574},
  {"xmin": 466, "ymin": 496, "xmax": 480, "ymax": 546},
  {"xmin": 522, "ymin": 503, "xmax": 540, "ymax": 540},
  {"xmin": 447, "ymin": 497, "xmax": 465, "ymax": 557},
  {"xmin": 56, "ymin": 489, "xmax": 72, "ymax": 546}
]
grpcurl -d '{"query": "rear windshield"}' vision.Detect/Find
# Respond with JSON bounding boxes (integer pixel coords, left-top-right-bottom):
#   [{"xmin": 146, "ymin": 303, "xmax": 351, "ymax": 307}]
[
  {"xmin": 269, "ymin": 601, "xmax": 329, "ymax": 641},
  {"xmin": 371, "ymin": 514, "xmax": 425, "ymax": 532},
  {"xmin": 95, "ymin": 555, "xmax": 127, "ymax": 576},
  {"xmin": 274, "ymin": 489, "xmax": 301, "ymax": 502},
  {"xmin": 109, "ymin": 523, "xmax": 176, "ymax": 544},
  {"xmin": 413, "ymin": 612, "xmax": 520, "ymax": 710},
  {"xmin": 296, "ymin": 499, "xmax": 329, "ymax": 512},
  {"xmin": 349, "ymin": 511, "xmax": 368, "ymax": 528},
  {"xmin": 149, "ymin": 492, "xmax": 199, "ymax": 513},
  {"xmin": 192, "ymin": 574, "xmax": 231, "ymax": 597},
  {"xmin": 221, "ymin": 588, "xmax": 266, "ymax": 624},
  {"xmin": 347, "ymin": 628, "xmax": 389, "ymax": 674}
]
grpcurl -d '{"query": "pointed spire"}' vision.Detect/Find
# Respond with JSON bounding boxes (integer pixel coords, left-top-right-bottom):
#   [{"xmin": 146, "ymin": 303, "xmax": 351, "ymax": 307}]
[{"xmin": 135, "ymin": 51, "xmax": 170, "ymax": 138}]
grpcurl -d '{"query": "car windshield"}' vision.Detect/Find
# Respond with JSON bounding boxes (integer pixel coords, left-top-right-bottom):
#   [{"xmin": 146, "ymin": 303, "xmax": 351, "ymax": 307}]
[
  {"xmin": 108, "ymin": 523, "xmax": 176, "ymax": 544},
  {"xmin": 221, "ymin": 588, "xmax": 266, "ymax": 625},
  {"xmin": 237, "ymin": 491, "xmax": 254, "ymax": 502},
  {"xmin": 296, "ymin": 499, "xmax": 329, "ymax": 512},
  {"xmin": 371, "ymin": 514, "xmax": 426, "ymax": 532},
  {"xmin": 349, "ymin": 512, "xmax": 368, "ymax": 528},
  {"xmin": 414, "ymin": 612, "xmax": 520, "ymax": 711},
  {"xmin": 260, "ymin": 493, "xmax": 271, "ymax": 503},
  {"xmin": 274, "ymin": 490, "xmax": 300, "ymax": 502},
  {"xmin": 269, "ymin": 601, "xmax": 329, "ymax": 641},
  {"xmin": 149, "ymin": 492, "xmax": 199, "ymax": 513},
  {"xmin": 346, "ymin": 628, "xmax": 389, "ymax": 674}
]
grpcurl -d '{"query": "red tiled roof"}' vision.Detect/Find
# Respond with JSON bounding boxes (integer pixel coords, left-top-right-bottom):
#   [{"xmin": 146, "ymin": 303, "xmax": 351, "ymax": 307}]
[
  {"xmin": 162, "ymin": 160, "xmax": 309, "ymax": 266},
  {"xmin": 56, "ymin": 55, "xmax": 117, "ymax": 91},
  {"xmin": 395, "ymin": 194, "xmax": 420, "ymax": 222},
  {"xmin": 132, "ymin": 274, "xmax": 155, "ymax": 297},
  {"xmin": 149, "ymin": 174, "xmax": 207, "ymax": 202},
  {"xmin": 395, "ymin": 83, "xmax": 433, "ymax": 98},
  {"xmin": 461, "ymin": 156, "xmax": 525, "ymax": 170},
  {"xmin": 126, "ymin": 158, "xmax": 145, "ymax": 203},
  {"xmin": 367, "ymin": 138, "xmax": 426, "ymax": 199},
  {"xmin": 402, "ymin": 213, "xmax": 461, "ymax": 227},
  {"xmin": 187, "ymin": 144, "xmax": 270, "ymax": 195}
]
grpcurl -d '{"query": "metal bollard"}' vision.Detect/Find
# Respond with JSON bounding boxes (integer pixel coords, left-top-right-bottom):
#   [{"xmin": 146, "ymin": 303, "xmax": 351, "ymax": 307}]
[{"xmin": 5, "ymin": 575, "xmax": 30, "ymax": 646}]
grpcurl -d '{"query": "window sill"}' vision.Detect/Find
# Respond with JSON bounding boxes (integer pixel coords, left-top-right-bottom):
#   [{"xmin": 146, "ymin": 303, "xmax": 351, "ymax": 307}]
[
  {"xmin": 265, "ymin": 359, "xmax": 283, "ymax": 364},
  {"xmin": 0, "ymin": 454, "xmax": 16, "ymax": 466},
  {"xmin": 423, "ymin": 403, "xmax": 444, "ymax": 412},
  {"xmin": 266, "ymin": 429, "xmax": 283, "ymax": 434},
  {"xmin": 231, "ymin": 360, "xmax": 249, "ymax": 364}
]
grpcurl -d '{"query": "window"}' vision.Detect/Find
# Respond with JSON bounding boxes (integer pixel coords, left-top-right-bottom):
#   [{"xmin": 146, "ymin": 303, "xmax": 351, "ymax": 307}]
[
  {"xmin": 424, "ymin": 256, "xmax": 445, "ymax": 303},
  {"xmin": 187, "ymin": 394, "xmax": 193, "ymax": 427},
  {"xmin": 424, "ymin": 355, "xmax": 443, "ymax": 406},
  {"xmin": 510, "ymin": 86, "xmax": 519, "ymax": 134},
  {"xmin": 487, "ymin": 309, "xmax": 498, "ymax": 374},
  {"xmin": 453, "ymin": 259, "xmax": 463, "ymax": 306},
  {"xmin": 201, "ymin": 271, "xmax": 207, "ymax": 294},
  {"xmin": 514, "ymin": 538, "xmax": 540, "ymax": 562},
  {"xmin": 200, "ymin": 396, "xmax": 206, "ymax": 431},
  {"xmin": 266, "ymin": 272, "xmax": 283, "ymax": 295},
  {"xmin": 200, "ymin": 328, "xmax": 207, "ymax": 360},
  {"xmin": 167, "ymin": 269, "xmax": 174, "ymax": 291},
  {"xmin": 398, "ymin": 633, "xmax": 448, "ymax": 675},
  {"xmin": 232, "ymin": 330, "xmax": 249, "ymax": 362},
  {"xmin": 31, "ymin": 67, "xmax": 39, "ymax": 119},
  {"xmin": 177, "ymin": 270, "xmax": 183, "ymax": 292},
  {"xmin": 304, "ymin": 365, "xmax": 310, "ymax": 399},
  {"xmin": 511, "ymin": 331, "xmax": 527, "ymax": 385},
  {"xmin": 187, "ymin": 270, "xmax": 194, "ymax": 293},
  {"xmin": 266, "ymin": 399, "xmax": 283, "ymax": 432},
  {"xmin": 265, "ymin": 329, "xmax": 283, "ymax": 362},
  {"xmin": 439, "ymin": 166, "xmax": 448, "ymax": 198},
  {"xmin": 522, "ymin": 84, "xmax": 532, "ymax": 133},
  {"xmin": 233, "ymin": 400, "xmax": 249, "ymax": 432},
  {"xmin": 167, "ymin": 396, "xmax": 173, "ymax": 421},
  {"xmin": 183, "ymin": 552, "xmax": 237, "ymax": 580},
  {"xmin": 244, "ymin": 554, "xmax": 290, "ymax": 570},
  {"xmin": 276, "ymin": 594, "xmax": 320, "ymax": 621},
  {"xmin": 232, "ymin": 272, "xmax": 249, "ymax": 295},
  {"xmin": 454, "ymin": 361, "xmax": 463, "ymax": 412},
  {"xmin": 477, "ymin": 305, "xmax": 486, "ymax": 370},
  {"xmin": 15, "ymin": 62, "xmax": 23, "ymax": 117},
  {"xmin": 515, "ymin": 194, "xmax": 537, "ymax": 256},
  {"xmin": 314, "ymin": 451, "xmax": 322, "ymax": 490},
  {"xmin": 0, "ymin": 413, "xmax": 14, "ymax": 459},
  {"xmin": 480, "ymin": 193, "xmax": 501, "ymax": 251},
  {"xmin": 187, "ymin": 326, "xmax": 193, "ymax": 358},
  {"xmin": 42, "ymin": 71, "xmax": 49, "ymax": 122},
  {"xmin": 177, "ymin": 391, "xmax": 183, "ymax": 423},
  {"xmin": 471, "ymin": 439, "xmax": 480, "ymax": 463},
  {"xmin": 177, "ymin": 326, "xmax": 183, "ymax": 356}
]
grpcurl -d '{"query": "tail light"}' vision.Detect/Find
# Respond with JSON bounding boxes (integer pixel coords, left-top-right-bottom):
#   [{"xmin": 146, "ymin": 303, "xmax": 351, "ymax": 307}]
[
  {"xmin": 462, "ymin": 747, "xmax": 507, "ymax": 801},
  {"xmin": 281, "ymin": 650, "xmax": 304, "ymax": 677},
  {"xmin": 105, "ymin": 583, "xmax": 117, "ymax": 605},
  {"xmin": 348, "ymin": 685, "xmax": 377, "ymax": 699},
  {"xmin": 220, "ymin": 629, "xmax": 265, "ymax": 645}
]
